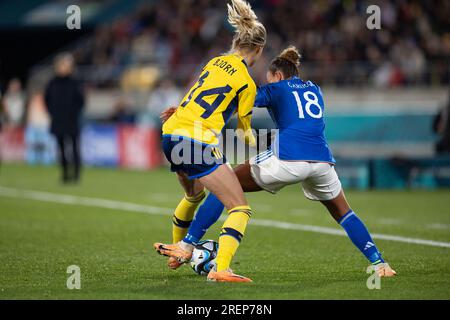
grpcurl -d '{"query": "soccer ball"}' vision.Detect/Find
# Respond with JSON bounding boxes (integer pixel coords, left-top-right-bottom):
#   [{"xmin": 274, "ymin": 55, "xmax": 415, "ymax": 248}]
[{"xmin": 190, "ymin": 240, "xmax": 218, "ymax": 276}]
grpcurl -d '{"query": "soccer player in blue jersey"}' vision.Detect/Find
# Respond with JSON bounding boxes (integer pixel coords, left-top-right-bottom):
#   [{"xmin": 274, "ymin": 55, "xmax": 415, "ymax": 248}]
[{"xmin": 161, "ymin": 46, "xmax": 396, "ymax": 278}]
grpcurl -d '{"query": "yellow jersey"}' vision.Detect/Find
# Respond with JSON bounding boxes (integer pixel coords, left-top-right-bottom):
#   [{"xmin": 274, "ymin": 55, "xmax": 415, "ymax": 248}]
[{"xmin": 163, "ymin": 53, "xmax": 257, "ymax": 146}]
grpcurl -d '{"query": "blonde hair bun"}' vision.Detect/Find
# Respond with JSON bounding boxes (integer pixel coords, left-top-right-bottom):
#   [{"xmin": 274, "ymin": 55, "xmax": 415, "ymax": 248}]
[
  {"xmin": 227, "ymin": 0, "xmax": 257, "ymax": 34},
  {"xmin": 227, "ymin": 0, "xmax": 266, "ymax": 49}
]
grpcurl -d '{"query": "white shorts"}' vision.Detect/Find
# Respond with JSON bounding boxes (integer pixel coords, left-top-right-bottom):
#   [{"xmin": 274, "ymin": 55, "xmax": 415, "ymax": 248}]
[{"xmin": 249, "ymin": 151, "xmax": 342, "ymax": 201}]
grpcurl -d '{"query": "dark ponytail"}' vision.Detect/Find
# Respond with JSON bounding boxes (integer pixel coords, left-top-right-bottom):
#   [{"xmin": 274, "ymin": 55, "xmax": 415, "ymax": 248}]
[{"xmin": 269, "ymin": 46, "xmax": 301, "ymax": 79}]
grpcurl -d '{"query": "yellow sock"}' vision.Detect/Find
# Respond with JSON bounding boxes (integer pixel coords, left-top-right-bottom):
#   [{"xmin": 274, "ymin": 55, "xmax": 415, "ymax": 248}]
[
  {"xmin": 216, "ymin": 206, "xmax": 252, "ymax": 272},
  {"xmin": 172, "ymin": 191, "xmax": 205, "ymax": 243}
]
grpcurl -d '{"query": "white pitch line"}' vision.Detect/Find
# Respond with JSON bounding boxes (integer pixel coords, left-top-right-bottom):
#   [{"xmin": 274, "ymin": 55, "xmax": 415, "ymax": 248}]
[
  {"xmin": 0, "ymin": 186, "xmax": 171, "ymax": 216},
  {"xmin": 1, "ymin": 186, "xmax": 450, "ymax": 249}
]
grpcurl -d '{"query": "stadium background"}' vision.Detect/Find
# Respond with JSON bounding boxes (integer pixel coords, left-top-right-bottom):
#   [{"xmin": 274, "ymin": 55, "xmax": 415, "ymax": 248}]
[
  {"xmin": 0, "ymin": 0, "xmax": 450, "ymax": 300},
  {"xmin": 1, "ymin": 0, "xmax": 449, "ymax": 189}
]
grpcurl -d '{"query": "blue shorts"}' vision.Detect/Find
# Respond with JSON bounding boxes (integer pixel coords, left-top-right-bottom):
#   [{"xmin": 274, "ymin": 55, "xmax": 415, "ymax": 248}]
[{"xmin": 162, "ymin": 135, "xmax": 226, "ymax": 180}]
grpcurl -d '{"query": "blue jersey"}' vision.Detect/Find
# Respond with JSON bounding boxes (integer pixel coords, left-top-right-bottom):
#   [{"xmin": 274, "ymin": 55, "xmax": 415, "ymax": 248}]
[{"xmin": 255, "ymin": 76, "xmax": 335, "ymax": 163}]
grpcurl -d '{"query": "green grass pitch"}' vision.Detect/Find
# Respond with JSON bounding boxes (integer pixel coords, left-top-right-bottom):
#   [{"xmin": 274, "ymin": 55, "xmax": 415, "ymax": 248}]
[{"xmin": 0, "ymin": 163, "xmax": 449, "ymax": 299}]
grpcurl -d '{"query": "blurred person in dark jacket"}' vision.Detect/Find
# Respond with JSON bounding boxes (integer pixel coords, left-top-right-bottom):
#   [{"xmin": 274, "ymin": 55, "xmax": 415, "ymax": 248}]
[
  {"xmin": 45, "ymin": 53, "xmax": 85, "ymax": 184},
  {"xmin": 433, "ymin": 90, "xmax": 450, "ymax": 154}
]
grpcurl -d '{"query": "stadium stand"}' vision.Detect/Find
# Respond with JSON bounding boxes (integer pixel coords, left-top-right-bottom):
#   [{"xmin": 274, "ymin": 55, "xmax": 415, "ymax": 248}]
[{"xmin": 1, "ymin": 0, "xmax": 449, "ymax": 189}]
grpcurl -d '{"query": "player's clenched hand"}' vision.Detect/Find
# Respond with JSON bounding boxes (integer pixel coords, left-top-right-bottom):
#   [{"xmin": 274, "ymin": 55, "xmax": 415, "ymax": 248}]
[{"xmin": 160, "ymin": 106, "xmax": 177, "ymax": 124}]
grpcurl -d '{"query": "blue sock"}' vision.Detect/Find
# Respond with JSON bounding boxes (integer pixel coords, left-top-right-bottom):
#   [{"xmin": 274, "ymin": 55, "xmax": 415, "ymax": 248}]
[
  {"xmin": 338, "ymin": 210, "xmax": 384, "ymax": 265},
  {"xmin": 183, "ymin": 193, "xmax": 225, "ymax": 245}
]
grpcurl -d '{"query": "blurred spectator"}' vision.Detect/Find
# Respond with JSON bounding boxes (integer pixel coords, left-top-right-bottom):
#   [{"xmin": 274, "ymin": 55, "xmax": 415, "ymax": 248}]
[
  {"xmin": 67, "ymin": 0, "xmax": 449, "ymax": 88},
  {"xmin": 146, "ymin": 78, "xmax": 182, "ymax": 117},
  {"xmin": 372, "ymin": 62, "xmax": 404, "ymax": 88},
  {"xmin": 2, "ymin": 78, "xmax": 25, "ymax": 127},
  {"xmin": 44, "ymin": 53, "xmax": 85, "ymax": 184},
  {"xmin": 25, "ymin": 91, "xmax": 55, "ymax": 165},
  {"xmin": 0, "ymin": 91, "xmax": 4, "ymax": 132},
  {"xmin": 108, "ymin": 97, "xmax": 136, "ymax": 124},
  {"xmin": 433, "ymin": 91, "xmax": 450, "ymax": 154}
]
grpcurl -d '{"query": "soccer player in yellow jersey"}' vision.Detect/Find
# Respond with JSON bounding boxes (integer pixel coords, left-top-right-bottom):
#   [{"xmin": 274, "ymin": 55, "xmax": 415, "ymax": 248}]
[{"xmin": 153, "ymin": 0, "xmax": 266, "ymax": 283}]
